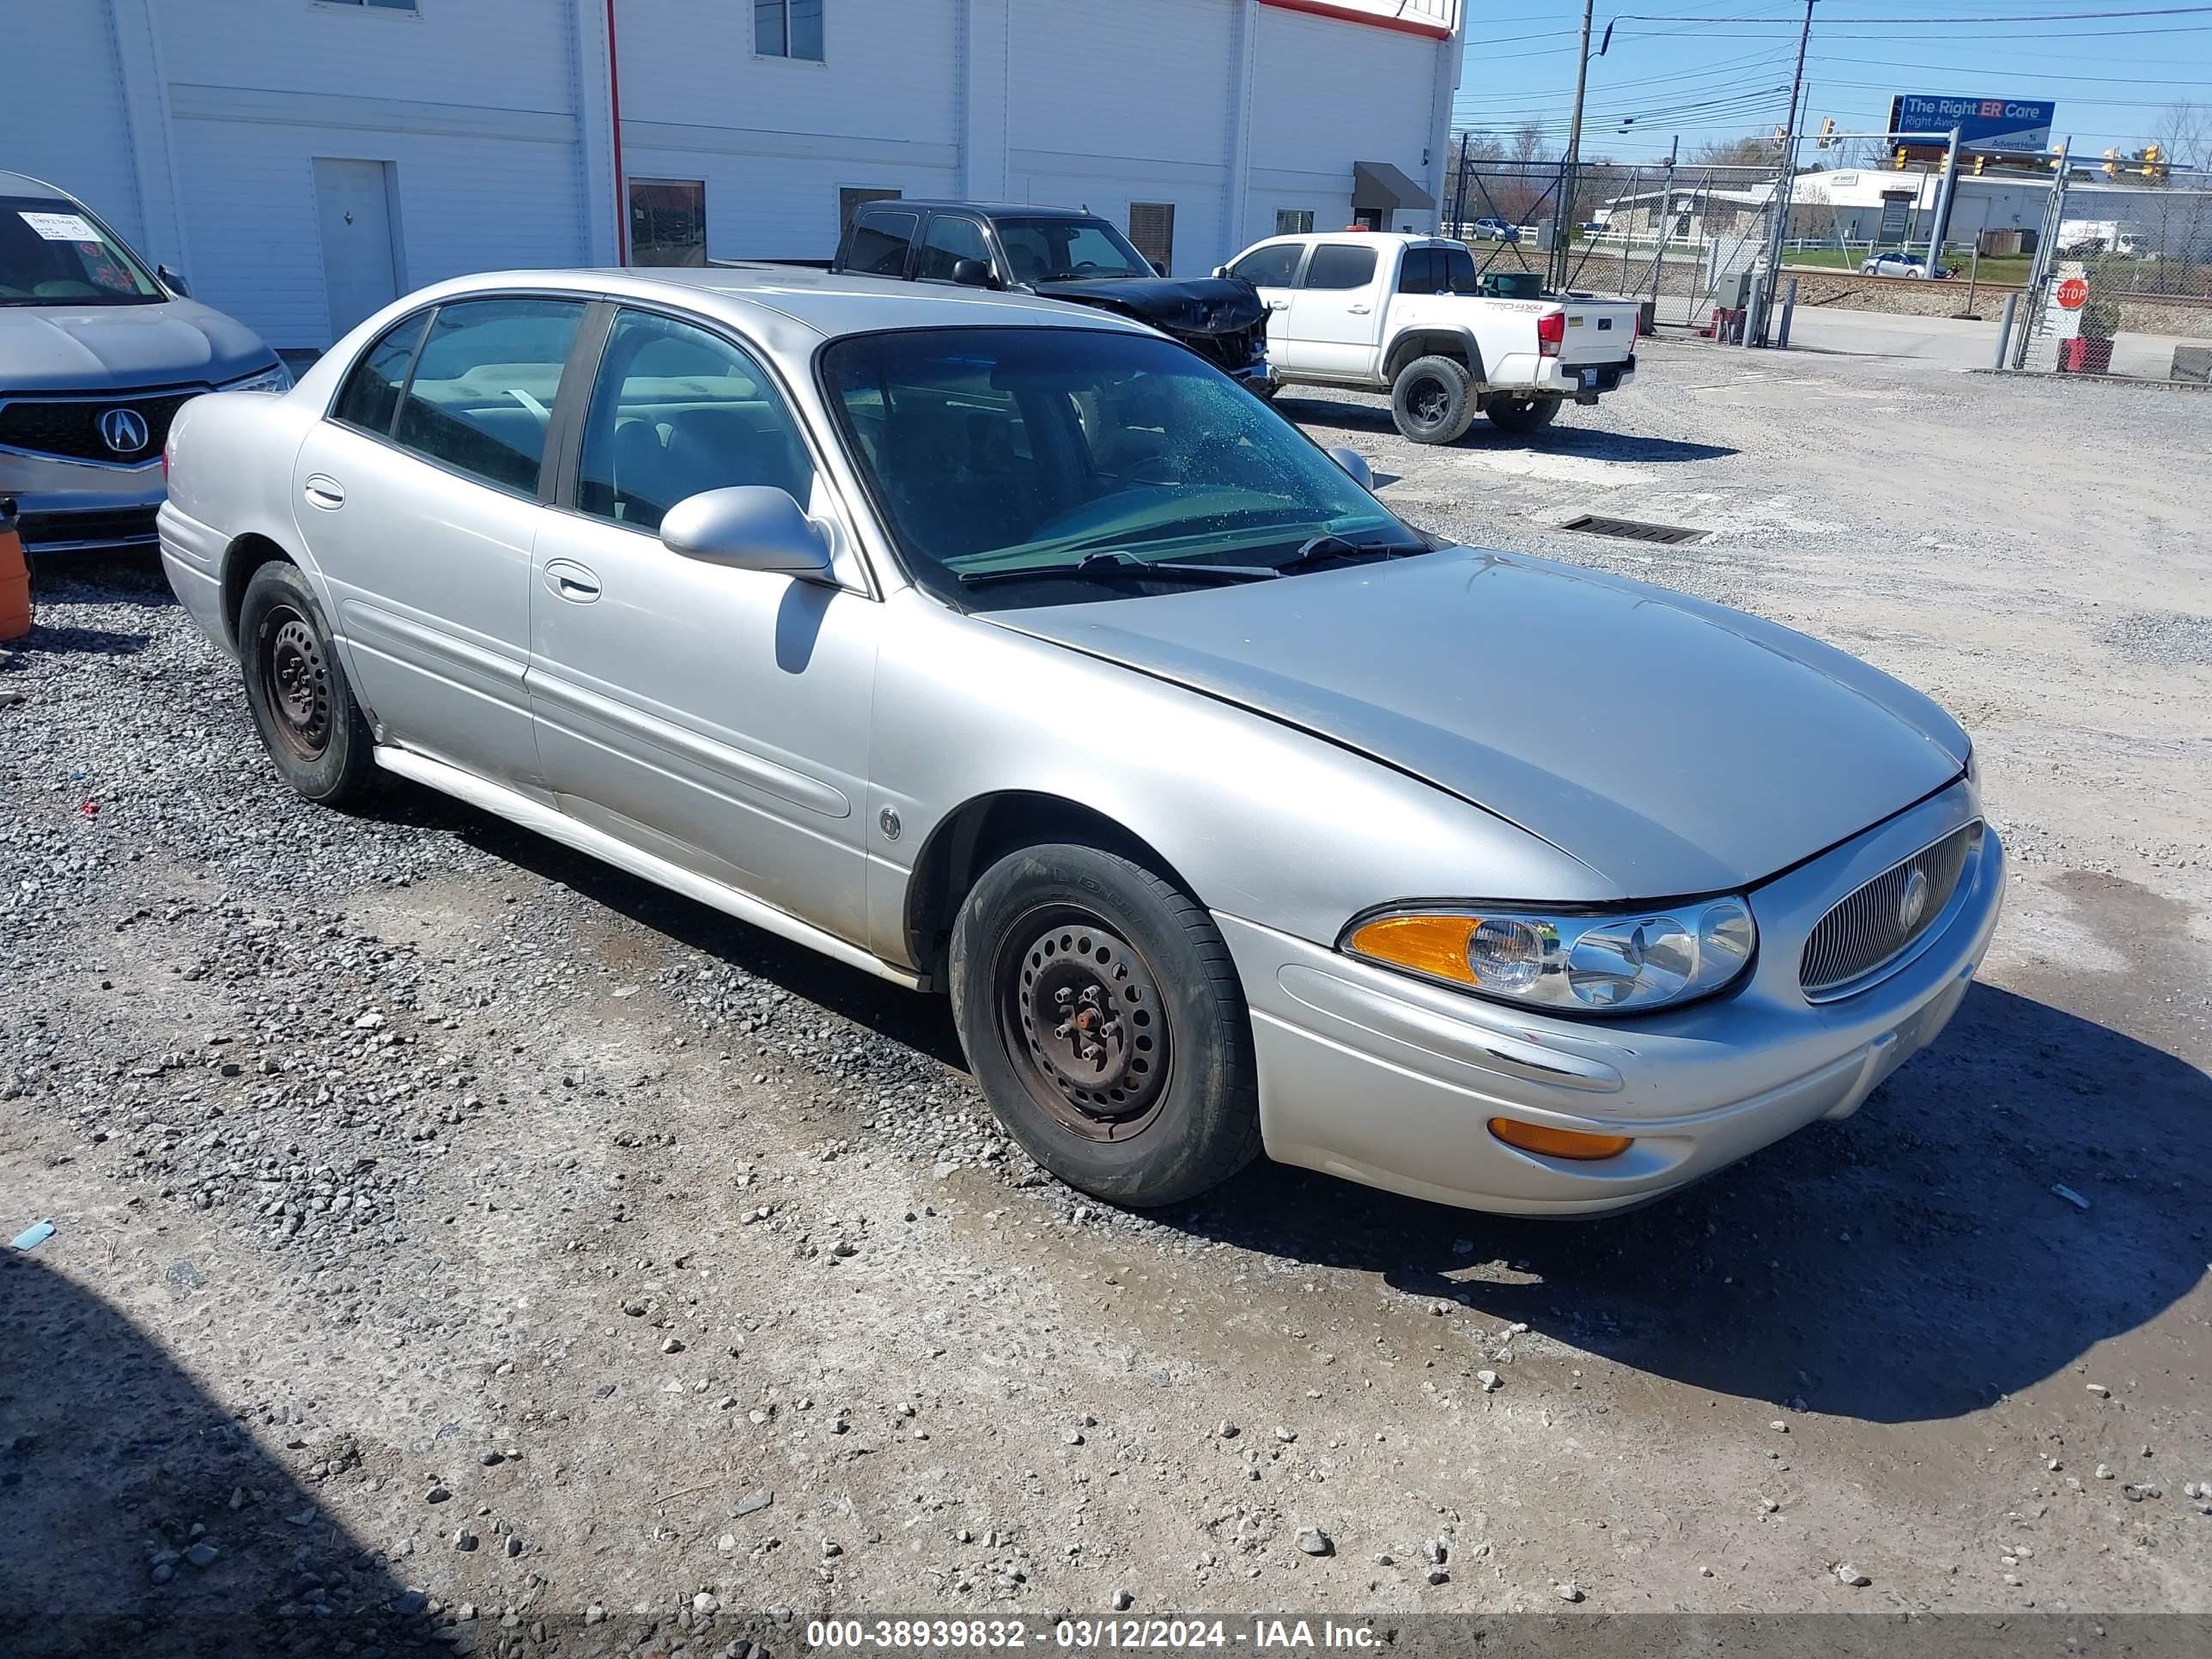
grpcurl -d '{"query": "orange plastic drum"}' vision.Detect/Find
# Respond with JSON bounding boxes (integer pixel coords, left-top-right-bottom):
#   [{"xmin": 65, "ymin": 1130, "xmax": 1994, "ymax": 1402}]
[{"xmin": 0, "ymin": 498, "xmax": 31, "ymax": 642}]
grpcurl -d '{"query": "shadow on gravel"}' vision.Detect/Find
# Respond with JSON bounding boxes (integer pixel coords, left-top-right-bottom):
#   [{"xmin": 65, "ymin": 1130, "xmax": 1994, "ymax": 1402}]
[
  {"xmin": 1273, "ymin": 394, "xmax": 1738, "ymax": 464},
  {"xmin": 1156, "ymin": 981, "xmax": 2210, "ymax": 1426},
  {"xmin": 9, "ymin": 620, "xmax": 151, "ymax": 656},
  {"xmin": 24, "ymin": 546, "xmax": 175, "ymax": 606},
  {"xmin": 0, "ymin": 1250, "xmax": 445, "ymax": 1659}
]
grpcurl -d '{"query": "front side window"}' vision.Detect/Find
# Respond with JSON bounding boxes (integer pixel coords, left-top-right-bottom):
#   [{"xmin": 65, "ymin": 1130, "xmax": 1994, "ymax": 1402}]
[
  {"xmin": 820, "ymin": 326, "xmax": 1409, "ymax": 610},
  {"xmin": 392, "ymin": 297, "xmax": 586, "ymax": 494},
  {"xmin": 332, "ymin": 310, "xmax": 430, "ymax": 434},
  {"xmin": 1229, "ymin": 242, "xmax": 1302, "ymax": 288},
  {"xmin": 1302, "ymin": 244, "xmax": 1376, "ymax": 289},
  {"xmin": 844, "ymin": 211, "xmax": 918, "ymax": 277},
  {"xmin": 995, "ymin": 216, "xmax": 1151, "ymax": 284},
  {"xmin": 629, "ymin": 179, "xmax": 706, "ymax": 267},
  {"xmin": 576, "ymin": 309, "xmax": 815, "ymax": 532},
  {"xmin": 756, "ymin": 0, "xmax": 824, "ymax": 60},
  {"xmin": 0, "ymin": 195, "xmax": 162, "ymax": 307},
  {"xmin": 915, "ymin": 216, "xmax": 994, "ymax": 283}
]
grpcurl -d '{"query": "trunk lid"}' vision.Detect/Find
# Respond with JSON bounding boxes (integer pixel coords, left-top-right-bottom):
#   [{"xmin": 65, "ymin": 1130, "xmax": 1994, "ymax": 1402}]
[{"xmin": 1554, "ymin": 297, "xmax": 1639, "ymax": 367}]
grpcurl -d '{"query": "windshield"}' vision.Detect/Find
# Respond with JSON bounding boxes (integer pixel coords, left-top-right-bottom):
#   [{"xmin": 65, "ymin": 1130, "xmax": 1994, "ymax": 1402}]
[
  {"xmin": 0, "ymin": 196, "xmax": 164, "ymax": 306},
  {"xmin": 820, "ymin": 326, "xmax": 1413, "ymax": 610},
  {"xmin": 994, "ymin": 216, "xmax": 1153, "ymax": 283}
]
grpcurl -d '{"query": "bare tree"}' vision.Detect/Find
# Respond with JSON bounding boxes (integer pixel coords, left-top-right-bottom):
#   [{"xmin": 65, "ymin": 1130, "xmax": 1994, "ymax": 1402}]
[
  {"xmin": 1512, "ymin": 121, "xmax": 1548, "ymax": 163},
  {"xmin": 1692, "ymin": 133, "xmax": 1782, "ymax": 169},
  {"xmin": 2148, "ymin": 99, "xmax": 2209, "ymax": 170}
]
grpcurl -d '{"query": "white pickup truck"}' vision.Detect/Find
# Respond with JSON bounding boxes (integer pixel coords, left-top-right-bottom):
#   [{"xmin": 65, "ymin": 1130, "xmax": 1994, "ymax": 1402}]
[{"xmin": 1219, "ymin": 233, "xmax": 1640, "ymax": 443}]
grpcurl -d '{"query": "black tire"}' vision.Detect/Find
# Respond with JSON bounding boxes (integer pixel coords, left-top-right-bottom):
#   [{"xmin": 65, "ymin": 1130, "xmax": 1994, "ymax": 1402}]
[
  {"xmin": 236, "ymin": 560, "xmax": 378, "ymax": 806},
  {"xmin": 949, "ymin": 842, "xmax": 1261, "ymax": 1208},
  {"xmin": 1486, "ymin": 394, "xmax": 1562, "ymax": 435},
  {"xmin": 1248, "ymin": 378, "xmax": 1281, "ymax": 403},
  {"xmin": 1389, "ymin": 355, "xmax": 1477, "ymax": 444}
]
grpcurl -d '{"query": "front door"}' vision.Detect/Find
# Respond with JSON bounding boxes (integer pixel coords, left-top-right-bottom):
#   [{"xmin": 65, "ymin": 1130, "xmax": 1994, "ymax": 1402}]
[
  {"xmin": 526, "ymin": 306, "xmax": 878, "ymax": 944},
  {"xmin": 1224, "ymin": 240, "xmax": 1306, "ymax": 359},
  {"xmin": 1285, "ymin": 240, "xmax": 1382, "ymax": 377},
  {"xmin": 313, "ymin": 158, "xmax": 400, "ymax": 342},
  {"xmin": 294, "ymin": 295, "xmax": 588, "ymax": 791}
]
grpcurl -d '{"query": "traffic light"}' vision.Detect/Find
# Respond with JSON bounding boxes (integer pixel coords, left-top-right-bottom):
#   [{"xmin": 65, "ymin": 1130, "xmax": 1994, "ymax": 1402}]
[
  {"xmin": 2104, "ymin": 147, "xmax": 2121, "ymax": 178},
  {"xmin": 1816, "ymin": 117, "xmax": 1836, "ymax": 149},
  {"xmin": 2143, "ymin": 143, "xmax": 2166, "ymax": 180},
  {"xmin": 1972, "ymin": 155, "xmax": 1987, "ymax": 175},
  {"xmin": 1893, "ymin": 147, "xmax": 1909, "ymax": 170}
]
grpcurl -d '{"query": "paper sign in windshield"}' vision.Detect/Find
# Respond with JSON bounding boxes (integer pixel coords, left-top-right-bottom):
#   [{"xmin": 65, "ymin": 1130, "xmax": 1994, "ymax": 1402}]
[{"xmin": 20, "ymin": 211, "xmax": 100, "ymax": 242}]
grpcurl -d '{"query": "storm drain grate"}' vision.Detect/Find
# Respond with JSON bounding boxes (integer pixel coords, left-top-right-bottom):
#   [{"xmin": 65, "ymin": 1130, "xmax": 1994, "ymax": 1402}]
[{"xmin": 1559, "ymin": 514, "xmax": 1709, "ymax": 546}]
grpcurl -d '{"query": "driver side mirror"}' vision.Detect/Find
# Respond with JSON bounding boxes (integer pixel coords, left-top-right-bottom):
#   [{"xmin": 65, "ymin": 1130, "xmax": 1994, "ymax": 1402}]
[
  {"xmin": 660, "ymin": 486, "xmax": 835, "ymax": 582},
  {"xmin": 157, "ymin": 264, "xmax": 190, "ymax": 297},
  {"xmin": 951, "ymin": 258, "xmax": 994, "ymax": 289},
  {"xmin": 1211, "ymin": 265, "xmax": 1229, "ymax": 278},
  {"xmin": 1327, "ymin": 446, "xmax": 1374, "ymax": 492},
  {"xmin": 1151, "ymin": 259, "xmax": 1169, "ymax": 276}
]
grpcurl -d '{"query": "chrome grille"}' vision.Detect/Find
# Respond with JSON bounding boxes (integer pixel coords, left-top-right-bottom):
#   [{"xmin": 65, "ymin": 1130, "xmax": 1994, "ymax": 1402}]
[{"xmin": 1800, "ymin": 822, "xmax": 1980, "ymax": 1000}]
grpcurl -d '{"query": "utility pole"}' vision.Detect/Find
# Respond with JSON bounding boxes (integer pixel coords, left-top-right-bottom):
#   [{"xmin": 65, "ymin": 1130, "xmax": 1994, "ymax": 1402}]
[
  {"xmin": 1753, "ymin": 0, "xmax": 1816, "ymax": 343},
  {"xmin": 1554, "ymin": 0, "xmax": 1596, "ymax": 290}
]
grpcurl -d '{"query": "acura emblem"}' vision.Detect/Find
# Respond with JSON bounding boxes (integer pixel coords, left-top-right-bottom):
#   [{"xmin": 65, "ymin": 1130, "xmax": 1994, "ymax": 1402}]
[
  {"xmin": 1898, "ymin": 867, "xmax": 1930, "ymax": 933},
  {"xmin": 99, "ymin": 406, "xmax": 150, "ymax": 456}
]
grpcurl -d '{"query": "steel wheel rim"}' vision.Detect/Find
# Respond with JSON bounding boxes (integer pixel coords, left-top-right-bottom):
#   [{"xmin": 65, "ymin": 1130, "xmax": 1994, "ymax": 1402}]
[
  {"xmin": 259, "ymin": 605, "xmax": 332, "ymax": 762},
  {"xmin": 1407, "ymin": 375, "xmax": 1451, "ymax": 428},
  {"xmin": 995, "ymin": 907, "xmax": 1171, "ymax": 1142}
]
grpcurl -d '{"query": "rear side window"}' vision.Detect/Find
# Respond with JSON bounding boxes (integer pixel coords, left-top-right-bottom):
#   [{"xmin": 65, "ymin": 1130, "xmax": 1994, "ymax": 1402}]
[
  {"xmin": 392, "ymin": 297, "xmax": 587, "ymax": 494},
  {"xmin": 844, "ymin": 211, "xmax": 918, "ymax": 277},
  {"xmin": 1441, "ymin": 246, "xmax": 1477, "ymax": 294},
  {"xmin": 1396, "ymin": 247, "xmax": 1437, "ymax": 294},
  {"xmin": 332, "ymin": 312, "xmax": 430, "ymax": 435},
  {"xmin": 1301, "ymin": 244, "xmax": 1376, "ymax": 290},
  {"xmin": 1229, "ymin": 242, "xmax": 1301, "ymax": 288},
  {"xmin": 915, "ymin": 215, "xmax": 992, "ymax": 283}
]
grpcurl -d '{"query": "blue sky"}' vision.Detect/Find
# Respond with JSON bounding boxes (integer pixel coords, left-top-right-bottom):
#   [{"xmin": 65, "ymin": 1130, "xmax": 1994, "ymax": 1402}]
[{"xmin": 1453, "ymin": 1, "xmax": 2212, "ymax": 164}]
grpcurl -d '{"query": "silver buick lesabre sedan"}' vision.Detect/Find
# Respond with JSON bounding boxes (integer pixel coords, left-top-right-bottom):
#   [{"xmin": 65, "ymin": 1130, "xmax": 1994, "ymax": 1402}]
[{"xmin": 158, "ymin": 266, "xmax": 2003, "ymax": 1216}]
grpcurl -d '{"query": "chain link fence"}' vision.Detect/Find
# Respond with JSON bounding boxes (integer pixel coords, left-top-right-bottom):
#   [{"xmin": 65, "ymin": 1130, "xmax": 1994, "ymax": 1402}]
[
  {"xmin": 2015, "ymin": 173, "xmax": 2212, "ymax": 382},
  {"xmin": 1443, "ymin": 153, "xmax": 1785, "ymax": 329}
]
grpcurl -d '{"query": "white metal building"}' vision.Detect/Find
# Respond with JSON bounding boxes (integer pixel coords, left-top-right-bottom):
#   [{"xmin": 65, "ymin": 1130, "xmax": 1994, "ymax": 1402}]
[{"xmin": 4, "ymin": 0, "xmax": 1464, "ymax": 350}]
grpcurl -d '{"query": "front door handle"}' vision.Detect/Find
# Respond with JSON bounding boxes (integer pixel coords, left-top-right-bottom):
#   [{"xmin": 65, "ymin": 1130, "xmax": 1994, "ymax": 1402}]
[
  {"xmin": 1267, "ymin": 299, "xmax": 1291, "ymax": 311},
  {"xmin": 302, "ymin": 475, "xmax": 345, "ymax": 510},
  {"xmin": 544, "ymin": 558, "xmax": 601, "ymax": 603}
]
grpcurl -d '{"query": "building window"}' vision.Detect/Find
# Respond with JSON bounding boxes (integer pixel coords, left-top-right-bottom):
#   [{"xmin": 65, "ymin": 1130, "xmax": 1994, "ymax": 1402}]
[
  {"xmin": 839, "ymin": 187, "xmax": 900, "ymax": 234},
  {"xmin": 629, "ymin": 179, "xmax": 706, "ymax": 267},
  {"xmin": 1127, "ymin": 203, "xmax": 1175, "ymax": 274},
  {"xmin": 324, "ymin": 1, "xmax": 419, "ymax": 10},
  {"xmin": 1275, "ymin": 209, "xmax": 1314, "ymax": 235},
  {"xmin": 756, "ymin": 0, "xmax": 824, "ymax": 60}
]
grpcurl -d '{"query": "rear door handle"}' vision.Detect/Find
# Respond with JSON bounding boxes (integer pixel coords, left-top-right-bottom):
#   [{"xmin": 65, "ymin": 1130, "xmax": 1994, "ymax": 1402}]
[
  {"xmin": 544, "ymin": 558, "xmax": 601, "ymax": 603},
  {"xmin": 302, "ymin": 475, "xmax": 345, "ymax": 510},
  {"xmin": 1347, "ymin": 303, "xmax": 1372, "ymax": 314}
]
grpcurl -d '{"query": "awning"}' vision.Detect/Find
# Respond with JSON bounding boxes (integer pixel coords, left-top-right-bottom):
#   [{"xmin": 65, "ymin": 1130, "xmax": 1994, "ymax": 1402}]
[{"xmin": 1352, "ymin": 160, "xmax": 1434, "ymax": 212}]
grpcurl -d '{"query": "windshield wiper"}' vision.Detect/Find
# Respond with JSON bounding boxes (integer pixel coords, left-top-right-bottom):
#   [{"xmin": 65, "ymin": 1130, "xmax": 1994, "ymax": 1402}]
[
  {"xmin": 957, "ymin": 550, "xmax": 1277, "ymax": 589},
  {"xmin": 1268, "ymin": 533, "xmax": 1429, "ymax": 574}
]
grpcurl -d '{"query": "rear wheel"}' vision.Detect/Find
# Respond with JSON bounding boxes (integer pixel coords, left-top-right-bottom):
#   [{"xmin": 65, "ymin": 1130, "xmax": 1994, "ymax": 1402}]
[
  {"xmin": 1389, "ymin": 355, "xmax": 1477, "ymax": 444},
  {"xmin": 1486, "ymin": 394, "xmax": 1561, "ymax": 435},
  {"xmin": 238, "ymin": 560, "xmax": 377, "ymax": 805},
  {"xmin": 949, "ymin": 842, "xmax": 1261, "ymax": 1208}
]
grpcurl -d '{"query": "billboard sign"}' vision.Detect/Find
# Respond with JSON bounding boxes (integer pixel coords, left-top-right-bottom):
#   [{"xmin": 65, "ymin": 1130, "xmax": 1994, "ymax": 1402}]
[{"xmin": 1888, "ymin": 94, "xmax": 2056, "ymax": 152}]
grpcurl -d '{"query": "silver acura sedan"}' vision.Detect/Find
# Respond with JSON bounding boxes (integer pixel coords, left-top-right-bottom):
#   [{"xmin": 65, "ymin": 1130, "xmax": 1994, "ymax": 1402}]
[{"xmin": 158, "ymin": 266, "xmax": 2002, "ymax": 1216}]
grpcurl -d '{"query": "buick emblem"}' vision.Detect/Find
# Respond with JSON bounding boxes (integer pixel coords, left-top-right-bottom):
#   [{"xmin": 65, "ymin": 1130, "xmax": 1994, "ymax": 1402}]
[
  {"xmin": 1898, "ymin": 867, "xmax": 1930, "ymax": 933},
  {"xmin": 99, "ymin": 406, "xmax": 150, "ymax": 456}
]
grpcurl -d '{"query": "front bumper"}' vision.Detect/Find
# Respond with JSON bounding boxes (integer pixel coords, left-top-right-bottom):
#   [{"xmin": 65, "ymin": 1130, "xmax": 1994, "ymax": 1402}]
[
  {"xmin": 1220, "ymin": 782, "xmax": 2002, "ymax": 1216},
  {"xmin": 0, "ymin": 447, "xmax": 165, "ymax": 554}
]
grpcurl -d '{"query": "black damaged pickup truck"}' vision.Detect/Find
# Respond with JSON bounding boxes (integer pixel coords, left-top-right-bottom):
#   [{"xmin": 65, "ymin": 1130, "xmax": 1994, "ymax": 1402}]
[{"xmin": 830, "ymin": 200, "xmax": 1270, "ymax": 390}]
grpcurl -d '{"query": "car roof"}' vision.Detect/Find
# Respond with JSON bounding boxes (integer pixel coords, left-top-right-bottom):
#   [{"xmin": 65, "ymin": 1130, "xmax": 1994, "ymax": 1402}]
[
  {"xmin": 402, "ymin": 264, "xmax": 1158, "ymax": 342},
  {"xmin": 0, "ymin": 168, "xmax": 73, "ymax": 199},
  {"xmin": 862, "ymin": 200, "xmax": 1102, "ymax": 220}
]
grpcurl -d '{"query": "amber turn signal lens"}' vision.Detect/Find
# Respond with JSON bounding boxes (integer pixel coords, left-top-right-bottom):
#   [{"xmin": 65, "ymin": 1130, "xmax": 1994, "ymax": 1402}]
[
  {"xmin": 1344, "ymin": 914, "xmax": 1478, "ymax": 983},
  {"xmin": 1487, "ymin": 1117, "xmax": 1633, "ymax": 1161}
]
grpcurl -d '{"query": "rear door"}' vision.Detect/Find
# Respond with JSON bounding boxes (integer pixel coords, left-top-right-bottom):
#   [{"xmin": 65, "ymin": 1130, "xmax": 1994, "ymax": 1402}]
[
  {"xmin": 525, "ymin": 304, "xmax": 879, "ymax": 943},
  {"xmin": 292, "ymin": 294, "xmax": 589, "ymax": 791},
  {"xmin": 837, "ymin": 208, "xmax": 921, "ymax": 279},
  {"xmin": 1285, "ymin": 240, "xmax": 1385, "ymax": 377},
  {"xmin": 1225, "ymin": 240, "xmax": 1305, "ymax": 358}
]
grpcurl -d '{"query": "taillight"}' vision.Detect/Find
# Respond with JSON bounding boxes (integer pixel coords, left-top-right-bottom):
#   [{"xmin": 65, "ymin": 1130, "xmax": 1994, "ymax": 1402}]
[{"xmin": 1537, "ymin": 311, "xmax": 1565, "ymax": 357}]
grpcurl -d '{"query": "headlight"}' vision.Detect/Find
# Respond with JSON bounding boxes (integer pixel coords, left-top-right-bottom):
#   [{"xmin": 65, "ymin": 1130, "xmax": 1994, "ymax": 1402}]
[
  {"xmin": 223, "ymin": 362, "xmax": 292, "ymax": 394},
  {"xmin": 1341, "ymin": 896, "xmax": 1757, "ymax": 1015}
]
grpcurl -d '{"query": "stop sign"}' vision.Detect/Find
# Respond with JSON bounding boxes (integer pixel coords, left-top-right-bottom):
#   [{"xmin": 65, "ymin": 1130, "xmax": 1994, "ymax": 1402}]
[{"xmin": 2057, "ymin": 276, "xmax": 2090, "ymax": 310}]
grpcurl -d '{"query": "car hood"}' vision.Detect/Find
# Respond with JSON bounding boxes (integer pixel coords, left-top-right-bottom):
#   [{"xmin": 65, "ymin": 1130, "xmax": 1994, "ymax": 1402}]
[
  {"xmin": 0, "ymin": 297, "xmax": 274, "ymax": 392},
  {"xmin": 983, "ymin": 548, "xmax": 1969, "ymax": 897},
  {"xmin": 1030, "ymin": 276, "xmax": 1266, "ymax": 337}
]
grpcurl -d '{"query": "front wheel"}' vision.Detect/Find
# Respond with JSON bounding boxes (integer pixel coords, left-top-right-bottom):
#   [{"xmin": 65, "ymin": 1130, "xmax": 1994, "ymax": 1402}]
[
  {"xmin": 949, "ymin": 842, "xmax": 1261, "ymax": 1208},
  {"xmin": 1389, "ymin": 355, "xmax": 1477, "ymax": 444},
  {"xmin": 1486, "ymin": 395, "xmax": 1561, "ymax": 435}
]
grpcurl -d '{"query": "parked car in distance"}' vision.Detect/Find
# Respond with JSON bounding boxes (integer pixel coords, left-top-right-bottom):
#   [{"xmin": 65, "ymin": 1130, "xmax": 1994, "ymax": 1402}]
[
  {"xmin": 0, "ymin": 169, "xmax": 289, "ymax": 556},
  {"xmin": 1469, "ymin": 216, "xmax": 1521, "ymax": 243},
  {"xmin": 829, "ymin": 199, "xmax": 1267, "ymax": 389},
  {"xmin": 161, "ymin": 267, "xmax": 2002, "ymax": 1218},
  {"xmin": 1858, "ymin": 251, "xmax": 1933, "ymax": 279},
  {"xmin": 1221, "ymin": 232, "xmax": 1639, "ymax": 442}
]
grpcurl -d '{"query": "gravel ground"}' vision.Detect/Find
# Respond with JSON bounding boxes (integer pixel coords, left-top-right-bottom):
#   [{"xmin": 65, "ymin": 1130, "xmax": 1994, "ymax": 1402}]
[{"xmin": 3, "ymin": 337, "xmax": 2209, "ymax": 1658}]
